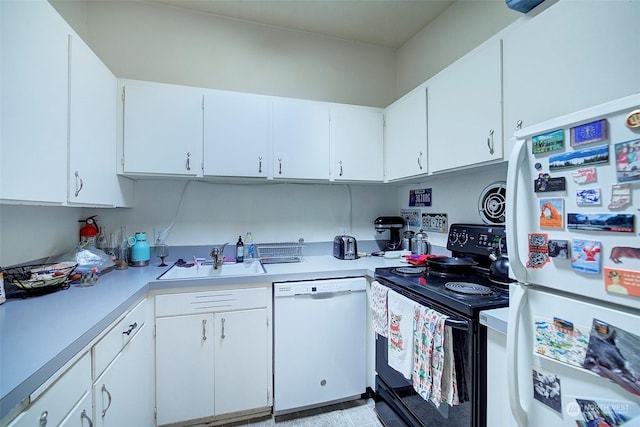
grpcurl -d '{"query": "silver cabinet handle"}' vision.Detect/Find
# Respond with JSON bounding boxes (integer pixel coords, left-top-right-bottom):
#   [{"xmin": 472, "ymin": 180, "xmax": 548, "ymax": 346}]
[
  {"xmin": 39, "ymin": 411, "xmax": 48, "ymax": 426},
  {"xmin": 278, "ymin": 158, "xmax": 282, "ymax": 175},
  {"xmin": 81, "ymin": 409, "xmax": 94, "ymax": 427},
  {"xmin": 74, "ymin": 171, "xmax": 84, "ymax": 197},
  {"xmin": 101, "ymin": 384, "xmax": 112, "ymax": 417},
  {"xmin": 202, "ymin": 319, "xmax": 207, "ymax": 341},
  {"xmin": 186, "ymin": 152, "xmax": 191, "ymax": 171},
  {"xmin": 221, "ymin": 317, "xmax": 226, "ymax": 339},
  {"xmin": 258, "ymin": 156, "xmax": 263, "ymax": 174},
  {"xmin": 516, "ymin": 120, "xmax": 523, "ymax": 130},
  {"xmin": 122, "ymin": 322, "xmax": 137, "ymax": 336},
  {"xmin": 417, "ymin": 152, "xmax": 423, "ymax": 170},
  {"xmin": 339, "ymin": 161, "xmax": 343, "ymax": 177},
  {"xmin": 487, "ymin": 129, "xmax": 495, "ymax": 154}
]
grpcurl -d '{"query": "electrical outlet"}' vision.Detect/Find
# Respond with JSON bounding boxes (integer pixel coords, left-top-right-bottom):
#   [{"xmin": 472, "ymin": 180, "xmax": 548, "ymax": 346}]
[{"xmin": 153, "ymin": 227, "xmax": 165, "ymax": 245}]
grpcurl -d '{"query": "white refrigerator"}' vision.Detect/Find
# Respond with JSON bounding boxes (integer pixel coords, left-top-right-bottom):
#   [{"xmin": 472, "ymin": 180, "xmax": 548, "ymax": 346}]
[{"xmin": 506, "ymin": 93, "xmax": 640, "ymax": 427}]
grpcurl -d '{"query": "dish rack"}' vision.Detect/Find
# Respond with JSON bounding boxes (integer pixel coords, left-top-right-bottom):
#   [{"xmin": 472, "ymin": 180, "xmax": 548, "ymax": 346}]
[
  {"xmin": 2, "ymin": 262, "xmax": 77, "ymax": 296},
  {"xmin": 256, "ymin": 238, "xmax": 304, "ymax": 264}
]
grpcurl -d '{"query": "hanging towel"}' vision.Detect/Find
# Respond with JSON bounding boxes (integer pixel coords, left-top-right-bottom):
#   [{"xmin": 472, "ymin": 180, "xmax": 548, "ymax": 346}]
[
  {"xmin": 370, "ymin": 281, "xmax": 389, "ymax": 337},
  {"xmin": 429, "ymin": 312, "xmax": 449, "ymax": 408},
  {"xmin": 387, "ymin": 290, "xmax": 416, "ymax": 379},
  {"xmin": 412, "ymin": 307, "xmax": 438, "ymax": 401},
  {"xmin": 441, "ymin": 325, "xmax": 460, "ymax": 406}
]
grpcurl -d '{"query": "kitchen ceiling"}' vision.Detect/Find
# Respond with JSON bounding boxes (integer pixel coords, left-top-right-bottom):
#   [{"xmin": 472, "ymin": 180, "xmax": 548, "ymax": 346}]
[{"xmin": 142, "ymin": 0, "xmax": 455, "ymax": 48}]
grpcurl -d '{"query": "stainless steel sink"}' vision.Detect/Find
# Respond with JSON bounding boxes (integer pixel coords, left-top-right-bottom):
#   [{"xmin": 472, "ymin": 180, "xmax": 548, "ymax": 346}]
[{"xmin": 158, "ymin": 260, "xmax": 266, "ymax": 280}]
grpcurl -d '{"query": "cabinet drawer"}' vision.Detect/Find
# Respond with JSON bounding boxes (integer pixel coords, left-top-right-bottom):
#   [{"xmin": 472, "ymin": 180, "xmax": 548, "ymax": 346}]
[
  {"xmin": 93, "ymin": 298, "xmax": 146, "ymax": 378},
  {"xmin": 155, "ymin": 287, "xmax": 268, "ymax": 317},
  {"xmin": 8, "ymin": 352, "xmax": 90, "ymax": 427}
]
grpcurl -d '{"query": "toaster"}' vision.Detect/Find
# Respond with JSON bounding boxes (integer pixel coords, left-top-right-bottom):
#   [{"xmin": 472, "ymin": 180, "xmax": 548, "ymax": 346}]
[{"xmin": 333, "ymin": 235, "xmax": 358, "ymax": 260}]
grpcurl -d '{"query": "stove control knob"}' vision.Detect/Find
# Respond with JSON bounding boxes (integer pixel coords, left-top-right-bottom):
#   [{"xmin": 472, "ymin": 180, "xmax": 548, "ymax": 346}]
[{"xmin": 458, "ymin": 233, "xmax": 469, "ymax": 246}]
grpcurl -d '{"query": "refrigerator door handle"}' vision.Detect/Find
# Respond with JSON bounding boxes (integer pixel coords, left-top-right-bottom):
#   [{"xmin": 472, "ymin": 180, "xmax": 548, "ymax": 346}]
[
  {"xmin": 507, "ymin": 284, "xmax": 528, "ymax": 427},
  {"xmin": 506, "ymin": 136, "xmax": 528, "ymax": 282}
]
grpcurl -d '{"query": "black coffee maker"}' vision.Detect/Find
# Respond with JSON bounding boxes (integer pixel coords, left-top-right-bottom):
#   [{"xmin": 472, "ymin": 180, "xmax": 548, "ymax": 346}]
[{"xmin": 374, "ymin": 216, "xmax": 405, "ymax": 250}]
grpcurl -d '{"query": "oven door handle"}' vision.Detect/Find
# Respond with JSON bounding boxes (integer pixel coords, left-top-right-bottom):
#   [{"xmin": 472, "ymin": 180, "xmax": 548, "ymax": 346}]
[{"xmin": 444, "ymin": 318, "xmax": 469, "ymax": 331}]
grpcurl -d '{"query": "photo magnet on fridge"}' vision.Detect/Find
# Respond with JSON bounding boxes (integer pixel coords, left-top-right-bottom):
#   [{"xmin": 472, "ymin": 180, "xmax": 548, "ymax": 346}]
[
  {"xmin": 567, "ymin": 213, "xmax": 634, "ymax": 233},
  {"xmin": 572, "ymin": 167, "xmax": 597, "ymax": 184},
  {"xmin": 533, "ymin": 317, "xmax": 589, "ymax": 367},
  {"xmin": 565, "ymin": 397, "xmax": 640, "ymax": 426},
  {"xmin": 527, "ymin": 233, "xmax": 550, "ymax": 268},
  {"xmin": 614, "ymin": 139, "xmax": 640, "ymax": 183},
  {"xmin": 583, "ymin": 319, "xmax": 640, "ymax": 397},
  {"xmin": 571, "ymin": 239, "xmax": 601, "ymax": 274},
  {"xmin": 549, "ymin": 144, "xmax": 609, "ymax": 171},
  {"xmin": 548, "ymin": 240, "xmax": 569, "ymax": 258},
  {"xmin": 604, "ymin": 267, "xmax": 640, "ymax": 297},
  {"xmin": 532, "ymin": 367, "xmax": 562, "ymax": 414},
  {"xmin": 539, "ymin": 198, "xmax": 564, "ymax": 229},
  {"xmin": 532, "ymin": 129, "xmax": 564, "ymax": 154},
  {"xmin": 576, "ymin": 188, "xmax": 601, "ymax": 206}
]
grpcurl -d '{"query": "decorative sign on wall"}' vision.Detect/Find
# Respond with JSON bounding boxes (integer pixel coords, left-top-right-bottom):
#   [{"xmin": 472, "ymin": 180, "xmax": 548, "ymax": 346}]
[
  {"xmin": 409, "ymin": 188, "xmax": 432, "ymax": 207},
  {"xmin": 421, "ymin": 213, "xmax": 447, "ymax": 233}
]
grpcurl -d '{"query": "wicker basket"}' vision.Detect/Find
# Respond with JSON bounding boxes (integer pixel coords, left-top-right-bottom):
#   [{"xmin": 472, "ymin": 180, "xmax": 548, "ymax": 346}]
[
  {"xmin": 256, "ymin": 239, "xmax": 304, "ymax": 264},
  {"xmin": 2, "ymin": 262, "xmax": 77, "ymax": 291}
]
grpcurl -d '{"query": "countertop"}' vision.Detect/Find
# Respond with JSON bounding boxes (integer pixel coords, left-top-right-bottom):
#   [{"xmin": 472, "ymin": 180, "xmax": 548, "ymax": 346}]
[
  {"xmin": 0, "ymin": 254, "xmax": 405, "ymax": 420},
  {"xmin": 479, "ymin": 307, "xmax": 509, "ymax": 335}
]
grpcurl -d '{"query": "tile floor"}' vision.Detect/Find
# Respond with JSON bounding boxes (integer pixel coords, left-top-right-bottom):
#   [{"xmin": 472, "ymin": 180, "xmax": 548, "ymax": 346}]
[{"xmin": 219, "ymin": 399, "xmax": 383, "ymax": 427}]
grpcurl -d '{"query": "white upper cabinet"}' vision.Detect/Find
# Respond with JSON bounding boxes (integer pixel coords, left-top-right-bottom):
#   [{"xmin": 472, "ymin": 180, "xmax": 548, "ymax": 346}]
[
  {"xmin": 384, "ymin": 85, "xmax": 428, "ymax": 181},
  {"xmin": 1, "ymin": 0, "xmax": 69, "ymax": 204},
  {"xmin": 203, "ymin": 90, "xmax": 269, "ymax": 178},
  {"xmin": 330, "ymin": 105, "xmax": 384, "ymax": 182},
  {"xmin": 68, "ymin": 34, "xmax": 121, "ymax": 206},
  {"xmin": 428, "ymin": 38, "xmax": 503, "ymax": 173},
  {"xmin": 273, "ymin": 98, "xmax": 330, "ymax": 180},
  {"xmin": 503, "ymin": 1, "xmax": 640, "ymax": 155},
  {"xmin": 121, "ymin": 80, "xmax": 204, "ymax": 177}
]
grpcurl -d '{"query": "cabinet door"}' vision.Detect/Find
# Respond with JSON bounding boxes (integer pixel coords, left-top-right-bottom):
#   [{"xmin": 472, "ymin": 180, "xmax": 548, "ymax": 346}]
[
  {"xmin": 428, "ymin": 38, "xmax": 503, "ymax": 173},
  {"xmin": 156, "ymin": 314, "xmax": 215, "ymax": 426},
  {"xmin": 384, "ymin": 86, "xmax": 428, "ymax": 181},
  {"xmin": 203, "ymin": 90, "xmax": 269, "ymax": 178},
  {"xmin": 213, "ymin": 309, "xmax": 269, "ymax": 415},
  {"xmin": 68, "ymin": 34, "xmax": 118, "ymax": 206},
  {"xmin": 122, "ymin": 81, "xmax": 203, "ymax": 177},
  {"xmin": 503, "ymin": 1, "xmax": 640, "ymax": 156},
  {"xmin": 94, "ymin": 323, "xmax": 154, "ymax": 427},
  {"xmin": 1, "ymin": 0, "xmax": 69, "ymax": 204},
  {"xmin": 59, "ymin": 391, "xmax": 93, "ymax": 427},
  {"xmin": 273, "ymin": 98, "xmax": 330, "ymax": 180},
  {"xmin": 330, "ymin": 105, "xmax": 384, "ymax": 182}
]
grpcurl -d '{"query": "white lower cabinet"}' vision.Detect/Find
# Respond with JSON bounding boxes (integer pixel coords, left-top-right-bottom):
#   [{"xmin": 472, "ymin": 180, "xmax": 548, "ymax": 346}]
[
  {"xmin": 59, "ymin": 391, "xmax": 93, "ymax": 427},
  {"xmin": 155, "ymin": 286, "xmax": 272, "ymax": 426},
  {"xmin": 7, "ymin": 353, "xmax": 91, "ymax": 427},
  {"xmin": 91, "ymin": 298, "xmax": 154, "ymax": 427}
]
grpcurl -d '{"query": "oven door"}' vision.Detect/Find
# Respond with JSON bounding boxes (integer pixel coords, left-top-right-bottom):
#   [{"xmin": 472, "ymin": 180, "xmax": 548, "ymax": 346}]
[{"xmin": 373, "ymin": 279, "xmax": 482, "ymax": 427}]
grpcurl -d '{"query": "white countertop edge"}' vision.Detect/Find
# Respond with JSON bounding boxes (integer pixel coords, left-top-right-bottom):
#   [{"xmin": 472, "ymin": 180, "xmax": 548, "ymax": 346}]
[{"xmin": 479, "ymin": 307, "xmax": 509, "ymax": 335}]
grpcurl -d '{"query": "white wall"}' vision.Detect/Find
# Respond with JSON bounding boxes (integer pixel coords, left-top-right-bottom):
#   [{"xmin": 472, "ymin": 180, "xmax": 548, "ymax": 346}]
[{"xmin": 396, "ymin": 1, "xmax": 519, "ymax": 97}]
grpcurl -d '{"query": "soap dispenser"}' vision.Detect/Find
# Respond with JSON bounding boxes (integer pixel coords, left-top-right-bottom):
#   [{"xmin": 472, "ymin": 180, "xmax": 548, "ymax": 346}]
[{"xmin": 236, "ymin": 235, "xmax": 244, "ymax": 263}]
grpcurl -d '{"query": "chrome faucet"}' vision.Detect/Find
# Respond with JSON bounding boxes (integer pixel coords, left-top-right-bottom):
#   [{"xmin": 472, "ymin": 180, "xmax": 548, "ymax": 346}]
[{"xmin": 209, "ymin": 243, "xmax": 228, "ymax": 269}]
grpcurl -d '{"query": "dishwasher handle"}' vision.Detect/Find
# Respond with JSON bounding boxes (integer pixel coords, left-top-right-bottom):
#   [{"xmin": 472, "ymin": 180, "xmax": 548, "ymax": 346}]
[{"xmin": 294, "ymin": 290, "xmax": 355, "ymax": 299}]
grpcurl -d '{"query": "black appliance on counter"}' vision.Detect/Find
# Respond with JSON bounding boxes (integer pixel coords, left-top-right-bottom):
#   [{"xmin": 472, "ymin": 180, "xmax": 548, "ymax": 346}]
[{"xmin": 373, "ymin": 223, "xmax": 510, "ymax": 427}]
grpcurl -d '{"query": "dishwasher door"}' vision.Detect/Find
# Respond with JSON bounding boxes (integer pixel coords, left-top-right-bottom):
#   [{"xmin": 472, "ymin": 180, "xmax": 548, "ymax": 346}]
[{"xmin": 273, "ymin": 277, "xmax": 367, "ymax": 414}]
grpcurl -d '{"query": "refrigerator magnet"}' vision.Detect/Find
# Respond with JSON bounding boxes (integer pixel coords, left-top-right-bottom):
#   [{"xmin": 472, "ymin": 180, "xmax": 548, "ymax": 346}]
[
  {"xmin": 548, "ymin": 240, "xmax": 569, "ymax": 258},
  {"xmin": 539, "ymin": 198, "xmax": 564, "ymax": 229},
  {"xmin": 549, "ymin": 144, "xmax": 609, "ymax": 172},
  {"xmin": 532, "ymin": 129, "xmax": 564, "ymax": 154},
  {"xmin": 614, "ymin": 139, "xmax": 640, "ymax": 183},
  {"xmin": 534, "ymin": 174, "xmax": 566, "ymax": 193},
  {"xmin": 571, "ymin": 167, "xmax": 597, "ymax": 184},
  {"xmin": 608, "ymin": 184, "xmax": 632, "ymax": 209},
  {"xmin": 527, "ymin": 233, "xmax": 550, "ymax": 268},
  {"xmin": 576, "ymin": 188, "xmax": 601, "ymax": 206},
  {"xmin": 571, "ymin": 239, "xmax": 601, "ymax": 274},
  {"xmin": 604, "ymin": 267, "xmax": 640, "ymax": 297},
  {"xmin": 610, "ymin": 245, "xmax": 640, "ymax": 264},
  {"xmin": 567, "ymin": 213, "xmax": 634, "ymax": 233},
  {"xmin": 626, "ymin": 109, "xmax": 640, "ymax": 129},
  {"xmin": 532, "ymin": 367, "xmax": 562, "ymax": 414},
  {"xmin": 533, "ymin": 317, "xmax": 589, "ymax": 367},
  {"xmin": 570, "ymin": 119, "xmax": 608, "ymax": 147}
]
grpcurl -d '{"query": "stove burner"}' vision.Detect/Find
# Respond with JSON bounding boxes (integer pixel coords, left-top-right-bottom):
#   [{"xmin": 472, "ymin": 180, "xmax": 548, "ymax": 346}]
[
  {"xmin": 444, "ymin": 282, "xmax": 494, "ymax": 295},
  {"xmin": 394, "ymin": 266, "xmax": 426, "ymax": 276}
]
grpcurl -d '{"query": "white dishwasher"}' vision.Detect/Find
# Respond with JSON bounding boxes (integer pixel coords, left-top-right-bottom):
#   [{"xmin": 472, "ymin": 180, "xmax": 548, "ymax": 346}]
[{"xmin": 273, "ymin": 277, "xmax": 367, "ymax": 415}]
